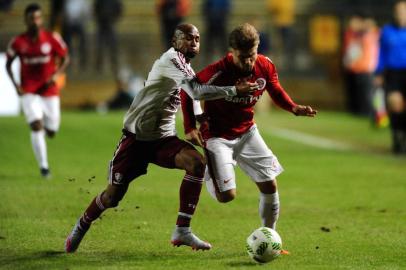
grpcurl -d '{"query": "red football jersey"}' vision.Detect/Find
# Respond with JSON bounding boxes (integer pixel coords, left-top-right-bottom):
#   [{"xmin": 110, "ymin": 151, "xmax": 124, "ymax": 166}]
[
  {"xmin": 6, "ymin": 30, "xmax": 68, "ymax": 96},
  {"xmin": 181, "ymin": 53, "xmax": 297, "ymax": 140}
]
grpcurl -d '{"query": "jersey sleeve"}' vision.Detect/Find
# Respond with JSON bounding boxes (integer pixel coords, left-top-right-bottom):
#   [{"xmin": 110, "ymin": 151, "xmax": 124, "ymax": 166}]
[
  {"xmin": 264, "ymin": 57, "xmax": 297, "ymax": 112},
  {"xmin": 196, "ymin": 61, "xmax": 223, "ymax": 84},
  {"xmin": 6, "ymin": 37, "xmax": 18, "ymax": 59},
  {"xmin": 51, "ymin": 32, "xmax": 68, "ymax": 57},
  {"xmin": 181, "ymin": 89, "xmax": 197, "ymax": 134}
]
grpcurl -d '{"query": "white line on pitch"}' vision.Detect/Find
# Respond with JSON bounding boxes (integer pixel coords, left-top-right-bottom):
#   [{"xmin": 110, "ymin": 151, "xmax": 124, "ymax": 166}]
[{"xmin": 268, "ymin": 127, "xmax": 354, "ymax": 151}]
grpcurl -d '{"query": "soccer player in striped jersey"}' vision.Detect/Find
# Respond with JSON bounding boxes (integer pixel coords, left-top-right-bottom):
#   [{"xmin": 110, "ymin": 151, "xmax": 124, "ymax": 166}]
[
  {"xmin": 181, "ymin": 24, "xmax": 317, "ymax": 254},
  {"xmin": 6, "ymin": 3, "xmax": 69, "ymax": 179},
  {"xmin": 65, "ymin": 23, "xmax": 258, "ymax": 252}
]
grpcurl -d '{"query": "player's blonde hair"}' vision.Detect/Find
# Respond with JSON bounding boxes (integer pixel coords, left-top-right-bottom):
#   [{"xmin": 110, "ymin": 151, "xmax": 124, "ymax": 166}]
[{"xmin": 229, "ymin": 23, "xmax": 260, "ymax": 51}]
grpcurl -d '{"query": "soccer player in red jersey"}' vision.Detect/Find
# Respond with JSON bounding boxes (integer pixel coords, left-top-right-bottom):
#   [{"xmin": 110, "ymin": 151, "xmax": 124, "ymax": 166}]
[
  {"xmin": 64, "ymin": 24, "xmax": 257, "ymax": 253},
  {"xmin": 181, "ymin": 24, "xmax": 317, "ymax": 253},
  {"xmin": 6, "ymin": 3, "xmax": 69, "ymax": 179}
]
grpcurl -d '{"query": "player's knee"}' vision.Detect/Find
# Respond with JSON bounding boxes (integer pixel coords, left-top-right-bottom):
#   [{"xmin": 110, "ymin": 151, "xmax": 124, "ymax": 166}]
[
  {"xmin": 387, "ymin": 92, "xmax": 405, "ymax": 113},
  {"xmin": 101, "ymin": 191, "xmax": 124, "ymax": 208},
  {"xmin": 30, "ymin": 120, "xmax": 43, "ymax": 131},
  {"xmin": 188, "ymin": 155, "xmax": 206, "ymax": 177},
  {"xmin": 217, "ymin": 190, "xmax": 236, "ymax": 203},
  {"xmin": 46, "ymin": 129, "xmax": 56, "ymax": 138}
]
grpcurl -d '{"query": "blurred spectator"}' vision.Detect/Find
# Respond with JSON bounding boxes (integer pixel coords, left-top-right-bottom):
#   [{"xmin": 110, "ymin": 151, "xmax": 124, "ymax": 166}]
[
  {"xmin": 342, "ymin": 12, "xmax": 379, "ymax": 117},
  {"xmin": 375, "ymin": 0, "xmax": 406, "ymax": 154},
  {"xmin": 97, "ymin": 67, "xmax": 144, "ymax": 113},
  {"xmin": 94, "ymin": 0, "xmax": 123, "ymax": 76},
  {"xmin": 250, "ymin": 18, "xmax": 271, "ymax": 56},
  {"xmin": 202, "ymin": 0, "xmax": 231, "ymax": 63},
  {"xmin": 49, "ymin": 0, "xmax": 65, "ymax": 31},
  {"xmin": 266, "ymin": 0, "xmax": 296, "ymax": 70},
  {"xmin": 0, "ymin": 0, "xmax": 14, "ymax": 12},
  {"xmin": 156, "ymin": 0, "xmax": 191, "ymax": 49},
  {"xmin": 63, "ymin": 0, "xmax": 91, "ymax": 71}
]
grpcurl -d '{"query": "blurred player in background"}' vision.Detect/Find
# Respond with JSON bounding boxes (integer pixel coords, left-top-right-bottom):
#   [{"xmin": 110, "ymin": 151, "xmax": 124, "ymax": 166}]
[
  {"xmin": 342, "ymin": 12, "xmax": 379, "ymax": 117},
  {"xmin": 375, "ymin": 0, "xmax": 406, "ymax": 154},
  {"xmin": 181, "ymin": 24, "xmax": 317, "ymax": 253},
  {"xmin": 65, "ymin": 23, "xmax": 257, "ymax": 253},
  {"xmin": 5, "ymin": 3, "xmax": 69, "ymax": 179}
]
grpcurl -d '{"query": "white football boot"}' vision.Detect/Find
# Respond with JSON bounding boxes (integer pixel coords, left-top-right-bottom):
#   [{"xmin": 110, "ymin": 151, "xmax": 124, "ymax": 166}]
[
  {"xmin": 171, "ymin": 226, "xmax": 212, "ymax": 250},
  {"xmin": 65, "ymin": 219, "xmax": 89, "ymax": 253}
]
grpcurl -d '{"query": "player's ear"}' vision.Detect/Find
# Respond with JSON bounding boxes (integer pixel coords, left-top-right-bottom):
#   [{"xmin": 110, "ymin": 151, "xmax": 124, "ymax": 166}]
[{"xmin": 172, "ymin": 35, "xmax": 178, "ymax": 49}]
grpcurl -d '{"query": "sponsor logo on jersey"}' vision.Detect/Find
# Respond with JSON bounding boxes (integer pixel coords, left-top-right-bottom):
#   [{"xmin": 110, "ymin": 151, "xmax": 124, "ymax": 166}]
[
  {"xmin": 224, "ymin": 92, "xmax": 264, "ymax": 104},
  {"xmin": 22, "ymin": 55, "xmax": 51, "ymax": 64},
  {"xmin": 41, "ymin": 42, "xmax": 51, "ymax": 54}
]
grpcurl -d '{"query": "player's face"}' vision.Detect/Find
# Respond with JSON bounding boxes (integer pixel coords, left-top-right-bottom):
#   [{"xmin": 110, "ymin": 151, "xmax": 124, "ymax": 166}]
[
  {"xmin": 231, "ymin": 46, "xmax": 258, "ymax": 75},
  {"xmin": 25, "ymin": 10, "xmax": 43, "ymax": 32},
  {"xmin": 176, "ymin": 29, "xmax": 200, "ymax": 59}
]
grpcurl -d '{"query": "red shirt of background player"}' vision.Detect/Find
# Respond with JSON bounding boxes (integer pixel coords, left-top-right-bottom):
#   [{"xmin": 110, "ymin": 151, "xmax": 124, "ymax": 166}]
[
  {"xmin": 7, "ymin": 29, "xmax": 68, "ymax": 97},
  {"xmin": 181, "ymin": 53, "xmax": 297, "ymax": 140}
]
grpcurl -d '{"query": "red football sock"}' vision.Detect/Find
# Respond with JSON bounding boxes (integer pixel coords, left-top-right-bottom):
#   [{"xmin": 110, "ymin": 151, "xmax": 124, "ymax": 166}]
[
  {"xmin": 79, "ymin": 193, "xmax": 106, "ymax": 230},
  {"xmin": 176, "ymin": 174, "xmax": 203, "ymax": 227}
]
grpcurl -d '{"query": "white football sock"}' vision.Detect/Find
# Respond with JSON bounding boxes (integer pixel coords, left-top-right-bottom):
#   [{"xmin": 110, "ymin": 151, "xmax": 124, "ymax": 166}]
[
  {"xmin": 259, "ymin": 192, "xmax": 280, "ymax": 230},
  {"xmin": 31, "ymin": 130, "xmax": 48, "ymax": 169}
]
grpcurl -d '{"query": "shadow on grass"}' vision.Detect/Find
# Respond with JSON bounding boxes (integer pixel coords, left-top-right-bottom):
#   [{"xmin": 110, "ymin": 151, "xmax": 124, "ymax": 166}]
[
  {"xmin": 1, "ymin": 250, "xmax": 66, "ymax": 270},
  {"xmin": 226, "ymin": 260, "xmax": 259, "ymax": 267},
  {"xmin": 0, "ymin": 249, "xmax": 202, "ymax": 270}
]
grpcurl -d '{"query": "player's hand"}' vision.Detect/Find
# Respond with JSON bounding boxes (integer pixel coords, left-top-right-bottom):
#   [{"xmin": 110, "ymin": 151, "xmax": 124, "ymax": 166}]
[
  {"xmin": 235, "ymin": 80, "xmax": 259, "ymax": 96},
  {"xmin": 37, "ymin": 74, "xmax": 58, "ymax": 94},
  {"xmin": 45, "ymin": 74, "xmax": 57, "ymax": 88},
  {"xmin": 292, "ymin": 105, "xmax": 317, "ymax": 117},
  {"xmin": 185, "ymin": 129, "xmax": 204, "ymax": 147}
]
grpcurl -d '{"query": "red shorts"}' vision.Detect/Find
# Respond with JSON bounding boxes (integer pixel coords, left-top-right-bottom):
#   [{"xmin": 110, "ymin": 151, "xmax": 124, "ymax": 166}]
[{"xmin": 108, "ymin": 130, "xmax": 194, "ymax": 185}]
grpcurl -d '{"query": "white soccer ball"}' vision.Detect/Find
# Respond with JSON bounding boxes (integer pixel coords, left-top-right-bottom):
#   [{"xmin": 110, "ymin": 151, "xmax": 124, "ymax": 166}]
[{"xmin": 246, "ymin": 227, "xmax": 282, "ymax": 263}]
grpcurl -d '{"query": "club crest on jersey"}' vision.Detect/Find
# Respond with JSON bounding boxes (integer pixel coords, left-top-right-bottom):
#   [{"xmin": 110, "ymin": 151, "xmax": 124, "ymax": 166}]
[
  {"xmin": 41, "ymin": 42, "xmax": 51, "ymax": 54},
  {"xmin": 256, "ymin": 78, "xmax": 266, "ymax": 90}
]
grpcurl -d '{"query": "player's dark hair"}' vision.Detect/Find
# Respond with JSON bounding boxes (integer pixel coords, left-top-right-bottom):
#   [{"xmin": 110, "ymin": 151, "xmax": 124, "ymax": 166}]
[
  {"xmin": 229, "ymin": 23, "xmax": 260, "ymax": 51},
  {"xmin": 24, "ymin": 3, "xmax": 41, "ymax": 17}
]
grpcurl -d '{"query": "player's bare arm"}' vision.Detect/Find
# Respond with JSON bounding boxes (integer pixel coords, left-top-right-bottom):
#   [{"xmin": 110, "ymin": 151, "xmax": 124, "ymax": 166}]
[
  {"xmin": 44, "ymin": 54, "xmax": 70, "ymax": 89},
  {"xmin": 292, "ymin": 105, "xmax": 318, "ymax": 117},
  {"xmin": 5, "ymin": 56, "xmax": 23, "ymax": 96},
  {"xmin": 53, "ymin": 54, "xmax": 70, "ymax": 81}
]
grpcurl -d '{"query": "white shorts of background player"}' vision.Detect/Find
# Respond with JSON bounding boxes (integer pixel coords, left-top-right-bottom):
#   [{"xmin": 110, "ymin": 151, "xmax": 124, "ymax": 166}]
[{"xmin": 21, "ymin": 93, "xmax": 60, "ymax": 131}]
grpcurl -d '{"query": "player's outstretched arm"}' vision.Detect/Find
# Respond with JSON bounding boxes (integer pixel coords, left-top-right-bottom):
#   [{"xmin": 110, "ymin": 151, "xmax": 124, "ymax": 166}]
[
  {"xmin": 292, "ymin": 105, "xmax": 317, "ymax": 117},
  {"xmin": 181, "ymin": 78, "xmax": 258, "ymax": 101}
]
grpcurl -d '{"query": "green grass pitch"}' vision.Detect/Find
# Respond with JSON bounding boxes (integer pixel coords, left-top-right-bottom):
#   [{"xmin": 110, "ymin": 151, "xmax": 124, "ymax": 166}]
[{"xmin": 0, "ymin": 110, "xmax": 405, "ymax": 270}]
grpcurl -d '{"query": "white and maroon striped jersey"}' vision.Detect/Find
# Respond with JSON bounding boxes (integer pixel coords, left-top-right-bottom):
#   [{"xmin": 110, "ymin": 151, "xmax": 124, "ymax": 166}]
[{"xmin": 123, "ymin": 48, "xmax": 237, "ymax": 141}]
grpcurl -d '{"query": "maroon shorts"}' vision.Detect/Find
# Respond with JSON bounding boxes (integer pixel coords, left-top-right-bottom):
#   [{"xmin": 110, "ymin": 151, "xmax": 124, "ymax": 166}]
[{"xmin": 108, "ymin": 130, "xmax": 194, "ymax": 185}]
